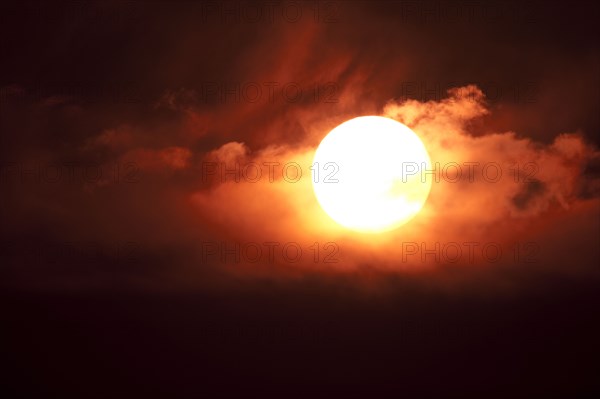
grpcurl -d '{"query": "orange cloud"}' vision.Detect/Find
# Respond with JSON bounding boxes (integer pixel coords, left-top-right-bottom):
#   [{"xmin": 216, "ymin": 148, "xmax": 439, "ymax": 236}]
[{"xmin": 188, "ymin": 85, "xmax": 600, "ymax": 281}]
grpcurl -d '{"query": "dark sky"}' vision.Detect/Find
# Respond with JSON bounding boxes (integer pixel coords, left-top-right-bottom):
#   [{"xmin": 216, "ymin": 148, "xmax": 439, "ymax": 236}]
[{"xmin": 1, "ymin": 1, "xmax": 599, "ymax": 397}]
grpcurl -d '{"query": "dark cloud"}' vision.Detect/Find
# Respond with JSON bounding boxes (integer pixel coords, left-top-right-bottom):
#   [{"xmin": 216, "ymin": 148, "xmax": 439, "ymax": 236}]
[{"xmin": 512, "ymin": 179, "xmax": 546, "ymax": 209}]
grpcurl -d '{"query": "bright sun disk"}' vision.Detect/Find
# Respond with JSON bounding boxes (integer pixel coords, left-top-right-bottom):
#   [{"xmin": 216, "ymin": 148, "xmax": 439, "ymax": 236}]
[{"xmin": 312, "ymin": 116, "xmax": 432, "ymax": 233}]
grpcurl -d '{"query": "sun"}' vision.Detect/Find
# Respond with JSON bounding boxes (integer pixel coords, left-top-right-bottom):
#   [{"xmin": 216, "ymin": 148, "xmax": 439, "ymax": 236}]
[{"xmin": 312, "ymin": 116, "xmax": 432, "ymax": 233}]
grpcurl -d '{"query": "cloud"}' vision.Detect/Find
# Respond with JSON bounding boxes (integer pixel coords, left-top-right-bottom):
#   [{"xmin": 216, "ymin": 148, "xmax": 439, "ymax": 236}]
[
  {"xmin": 383, "ymin": 85, "xmax": 599, "ymax": 221},
  {"xmin": 186, "ymin": 84, "xmax": 599, "ymax": 284},
  {"xmin": 2, "ymin": 76, "xmax": 598, "ymax": 293},
  {"xmin": 120, "ymin": 146, "xmax": 192, "ymax": 172}
]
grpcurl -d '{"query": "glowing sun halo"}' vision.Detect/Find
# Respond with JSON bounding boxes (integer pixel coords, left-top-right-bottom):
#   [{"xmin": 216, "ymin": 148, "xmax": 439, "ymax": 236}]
[{"xmin": 312, "ymin": 116, "xmax": 432, "ymax": 233}]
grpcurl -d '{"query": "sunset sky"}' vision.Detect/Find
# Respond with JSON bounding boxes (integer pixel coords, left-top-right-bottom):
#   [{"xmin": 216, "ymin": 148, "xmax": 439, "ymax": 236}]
[{"xmin": 1, "ymin": 1, "xmax": 599, "ymax": 397}]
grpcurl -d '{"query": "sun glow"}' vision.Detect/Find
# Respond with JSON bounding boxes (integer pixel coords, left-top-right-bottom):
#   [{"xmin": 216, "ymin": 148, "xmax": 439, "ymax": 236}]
[{"xmin": 312, "ymin": 116, "xmax": 432, "ymax": 233}]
